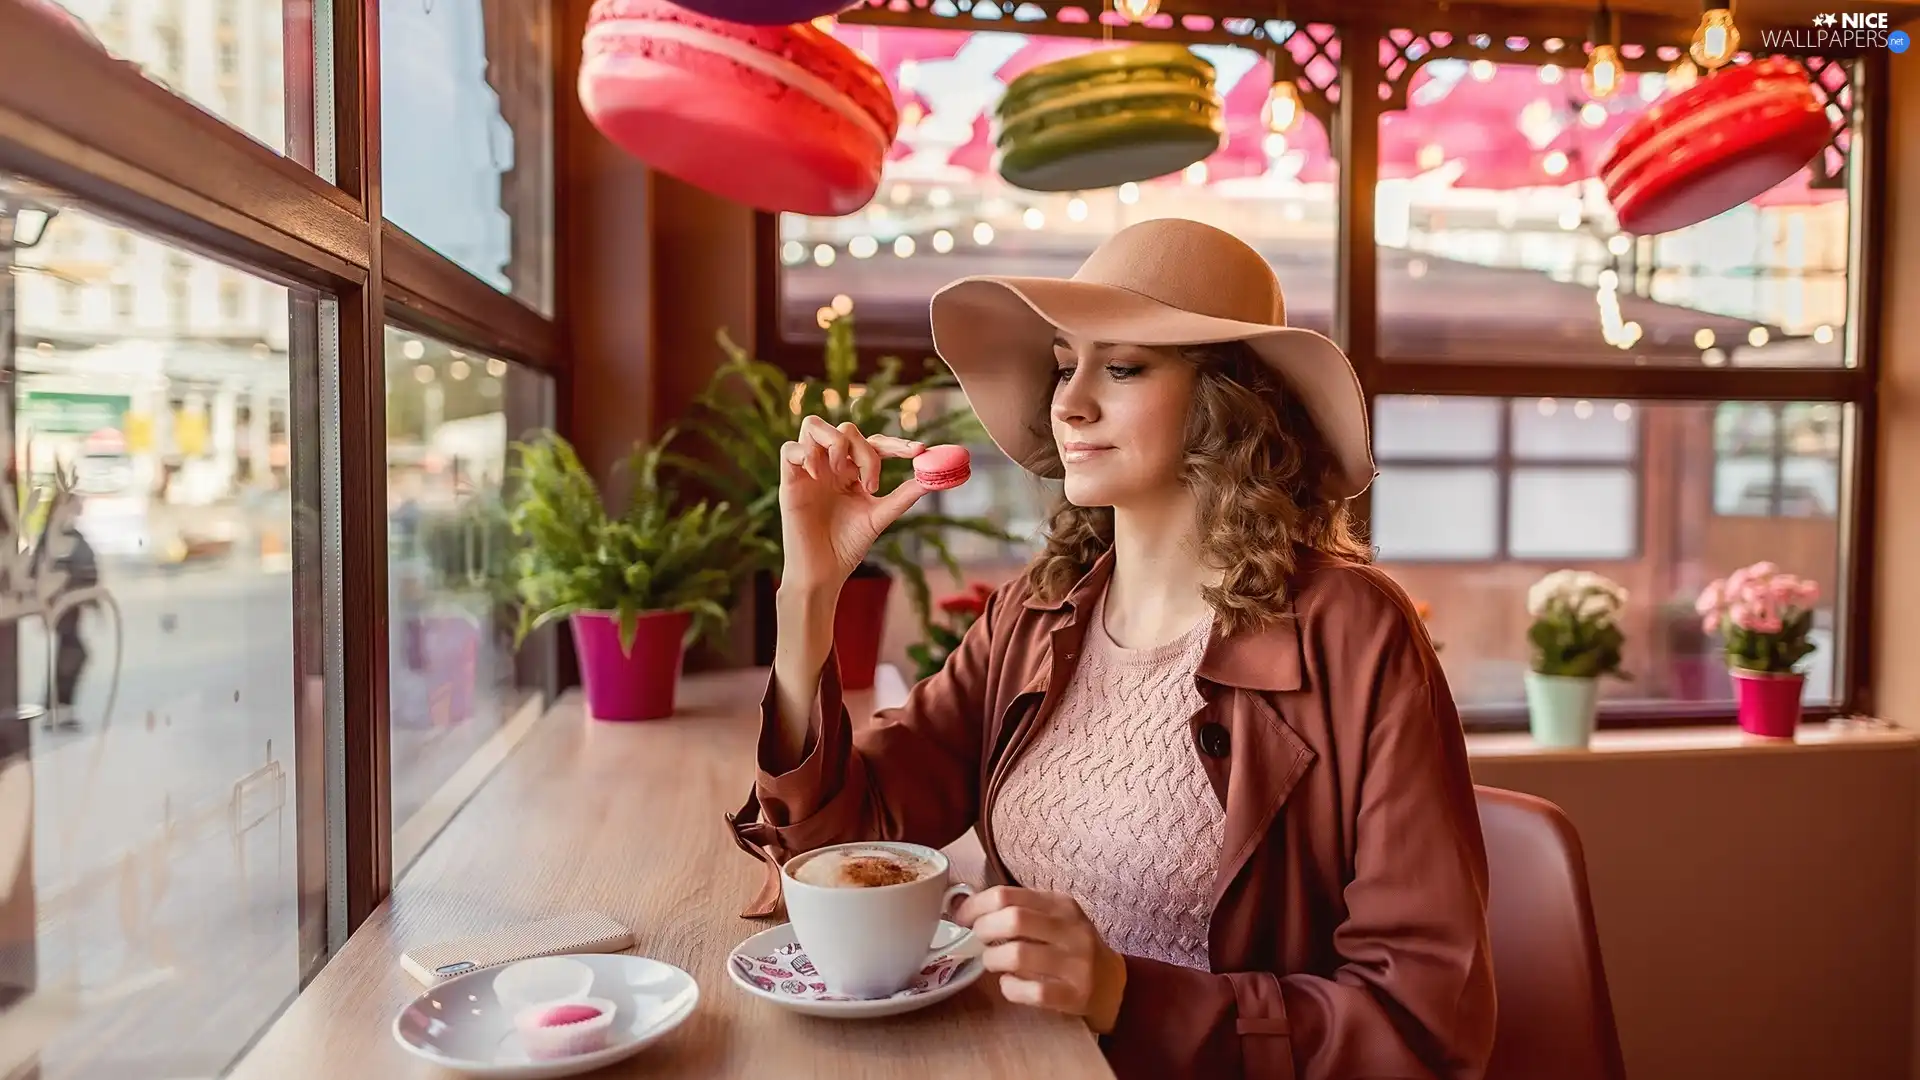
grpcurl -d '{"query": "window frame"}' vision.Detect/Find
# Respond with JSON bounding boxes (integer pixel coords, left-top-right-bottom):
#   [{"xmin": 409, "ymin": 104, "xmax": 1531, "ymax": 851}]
[
  {"xmin": 750, "ymin": 5, "xmax": 1888, "ymax": 735},
  {"xmin": 0, "ymin": 0, "xmax": 571, "ymax": 966},
  {"xmin": 1372, "ymin": 395, "xmax": 1647, "ymax": 565}
]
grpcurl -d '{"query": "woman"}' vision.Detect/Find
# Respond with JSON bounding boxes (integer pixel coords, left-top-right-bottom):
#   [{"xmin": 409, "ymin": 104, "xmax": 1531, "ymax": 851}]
[{"xmin": 728, "ymin": 218, "xmax": 1495, "ymax": 1079}]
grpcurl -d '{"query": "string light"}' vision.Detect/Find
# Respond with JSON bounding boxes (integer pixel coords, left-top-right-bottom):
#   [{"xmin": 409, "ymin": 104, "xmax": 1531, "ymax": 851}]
[
  {"xmin": 1691, "ymin": 3, "xmax": 1739, "ymax": 69},
  {"xmin": 1114, "ymin": 0, "xmax": 1158, "ymax": 20},
  {"xmin": 1584, "ymin": 3, "xmax": 1621, "ymax": 99},
  {"xmin": 1584, "ymin": 45, "xmax": 1621, "ymax": 98},
  {"xmin": 1264, "ymin": 80, "xmax": 1302, "ymax": 134},
  {"xmin": 1667, "ymin": 57, "xmax": 1699, "ymax": 93}
]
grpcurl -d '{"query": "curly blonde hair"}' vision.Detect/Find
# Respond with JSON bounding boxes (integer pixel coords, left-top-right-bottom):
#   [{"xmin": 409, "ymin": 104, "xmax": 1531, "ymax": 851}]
[{"xmin": 1021, "ymin": 339, "xmax": 1371, "ymax": 634}]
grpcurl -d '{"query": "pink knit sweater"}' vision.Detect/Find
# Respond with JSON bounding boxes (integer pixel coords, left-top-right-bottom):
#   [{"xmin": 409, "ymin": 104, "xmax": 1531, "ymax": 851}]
[{"xmin": 990, "ymin": 595, "xmax": 1223, "ymax": 971}]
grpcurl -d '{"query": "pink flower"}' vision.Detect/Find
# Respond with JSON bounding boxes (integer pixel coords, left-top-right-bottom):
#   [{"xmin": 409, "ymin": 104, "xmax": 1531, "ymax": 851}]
[
  {"xmin": 1797, "ymin": 581, "xmax": 1821, "ymax": 607},
  {"xmin": 1730, "ymin": 598, "xmax": 1783, "ymax": 635},
  {"xmin": 1747, "ymin": 561, "xmax": 1778, "ymax": 579},
  {"xmin": 1695, "ymin": 581, "xmax": 1722, "ymax": 615},
  {"xmin": 1701, "ymin": 614, "xmax": 1721, "ymax": 635},
  {"xmin": 1725, "ymin": 568, "xmax": 1750, "ymax": 593}
]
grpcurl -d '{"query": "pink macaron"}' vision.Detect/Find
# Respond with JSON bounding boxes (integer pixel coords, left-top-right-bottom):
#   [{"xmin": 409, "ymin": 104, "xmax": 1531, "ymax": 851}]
[
  {"xmin": 515, "ymin": 997, "xmax": 617, "ymax": 1060},
  {"xmin": 912, "ymin": 445, "xmax": 971, "ymax": 491}
]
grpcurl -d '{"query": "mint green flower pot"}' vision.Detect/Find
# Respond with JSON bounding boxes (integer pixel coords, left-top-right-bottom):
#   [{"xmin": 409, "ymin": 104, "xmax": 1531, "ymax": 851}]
[{"xmin": 1525, "ymin": 672, "xmax": 1601, "ymax": 749}]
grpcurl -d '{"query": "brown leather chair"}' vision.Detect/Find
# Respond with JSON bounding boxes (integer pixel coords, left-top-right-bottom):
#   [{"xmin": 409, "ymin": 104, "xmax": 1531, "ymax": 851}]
[{"xmin": 1477, "ymin": 786, "xmax": 1628, "ymax": 1080}]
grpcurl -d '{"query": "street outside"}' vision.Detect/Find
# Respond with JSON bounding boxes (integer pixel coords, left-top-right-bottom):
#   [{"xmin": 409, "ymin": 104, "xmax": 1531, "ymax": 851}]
[{"xmin": 13, "ymin": 551, "xmax": 514, "ymax": 1079}]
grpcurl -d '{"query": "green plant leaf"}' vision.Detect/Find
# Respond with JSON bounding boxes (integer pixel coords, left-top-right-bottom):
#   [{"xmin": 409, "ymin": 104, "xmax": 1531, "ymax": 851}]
[
  {"xmin": 661, "ymin": 315, "xmax": 1015, "ymax": 608},
  {"xmin": 503, "ymin": 429, "xmax": 764, "ymax": 654}
]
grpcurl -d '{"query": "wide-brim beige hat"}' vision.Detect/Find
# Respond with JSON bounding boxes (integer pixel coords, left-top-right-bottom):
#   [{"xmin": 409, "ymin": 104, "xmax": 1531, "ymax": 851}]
[{"xmin": 928, "ymin": 217, "xmax": 1375, "ymax": 499}]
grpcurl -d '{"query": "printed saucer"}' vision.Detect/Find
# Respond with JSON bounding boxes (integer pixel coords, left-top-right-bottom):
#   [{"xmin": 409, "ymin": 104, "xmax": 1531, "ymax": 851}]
[{"xmin": 726, "ymin": 921, "xmax": 983, "ymax": 1019}]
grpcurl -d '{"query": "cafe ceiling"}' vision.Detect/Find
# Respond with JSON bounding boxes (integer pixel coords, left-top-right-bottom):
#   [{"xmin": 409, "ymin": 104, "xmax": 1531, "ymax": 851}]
[
  {"xmin": 1008, "ymin": 0, "xmax": 1920, "ymax": 32},
  {"xmin": 846, "ymin": 0, "xmax": 1918, "ymax": 49},
  {"xmin": 1475, "ymin": 0, "xmax": 1918, "ymax": 23}
]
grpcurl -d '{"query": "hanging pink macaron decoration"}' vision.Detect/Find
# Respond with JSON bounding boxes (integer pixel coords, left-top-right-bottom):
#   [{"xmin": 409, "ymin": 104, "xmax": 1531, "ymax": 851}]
[
  {"xmin": 579, "ymin": 0, "xmax": 898, "ymax": 216},
  {"xmin": 1599, "ymin": 56, "xmax": 1832, "ymax": 236},
  {"xmin": 662, "ymin": 0, "xmax": 859, "ymax": 24}
]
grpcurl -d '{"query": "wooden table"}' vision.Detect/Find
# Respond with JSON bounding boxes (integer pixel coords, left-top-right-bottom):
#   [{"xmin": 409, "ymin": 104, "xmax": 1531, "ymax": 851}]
[{"xmin": 231, "ymin": 670, "xmax": 1113, "ymax": 1079}]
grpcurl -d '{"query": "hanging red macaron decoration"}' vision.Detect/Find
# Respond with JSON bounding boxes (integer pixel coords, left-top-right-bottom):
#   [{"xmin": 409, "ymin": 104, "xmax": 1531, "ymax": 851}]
[
  {"xmin": 1599, "ymin": 56, "xmax": 1832, "ymax": 236},
  {"xmin": 578, "ymin": 0, "xmax": 898, "ymax": 216}
]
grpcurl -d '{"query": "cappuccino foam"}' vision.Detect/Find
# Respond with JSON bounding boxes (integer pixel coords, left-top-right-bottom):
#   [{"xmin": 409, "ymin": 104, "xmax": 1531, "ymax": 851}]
[{"xmin": 791, "ymin": 847, "xmax": 936, "ymax": 889}]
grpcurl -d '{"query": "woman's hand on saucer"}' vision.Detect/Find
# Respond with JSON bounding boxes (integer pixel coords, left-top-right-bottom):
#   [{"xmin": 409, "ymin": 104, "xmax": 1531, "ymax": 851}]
[
  {"xmin": 778, "ymin": 415, "xmax": 930, "ymax": 590},
  {"xmin": 954, "ymin": 886, "xmax": 1127, "ymax": 1034}
]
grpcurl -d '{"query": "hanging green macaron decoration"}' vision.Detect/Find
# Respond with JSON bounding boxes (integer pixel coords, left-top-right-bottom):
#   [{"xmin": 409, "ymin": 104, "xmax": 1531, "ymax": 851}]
[{"xmin": 993, "ymin": 44, "xmax": 1225, "ymax": 193}]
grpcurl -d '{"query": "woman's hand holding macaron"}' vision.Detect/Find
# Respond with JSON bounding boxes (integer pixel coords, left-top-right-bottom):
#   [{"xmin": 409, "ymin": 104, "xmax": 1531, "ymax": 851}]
[
  {"xmin": 771, "ymin": 417, "xmax": 970, "ymax": 762},
  {"xmin": 776, "ymin": 414, "xmax": 970, "ymax": 595}
]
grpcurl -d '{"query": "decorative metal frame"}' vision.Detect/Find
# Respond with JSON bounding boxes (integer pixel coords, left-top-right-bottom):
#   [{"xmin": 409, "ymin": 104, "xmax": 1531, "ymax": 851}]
[{"xmin": 841, "ymin": 0, "xmax": 1862, "ymax": 183}]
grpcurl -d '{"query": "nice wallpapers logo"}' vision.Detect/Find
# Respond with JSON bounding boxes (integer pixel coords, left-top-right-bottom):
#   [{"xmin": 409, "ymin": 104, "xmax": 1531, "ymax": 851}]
[{"xmin": 1762, "ymin": 12, "xmax": 1910, "ymax": 51}]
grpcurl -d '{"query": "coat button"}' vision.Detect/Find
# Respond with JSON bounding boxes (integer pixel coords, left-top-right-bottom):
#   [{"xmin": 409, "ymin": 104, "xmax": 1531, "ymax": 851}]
[{"xmin": 1197, "ymin": 722, "xmax": 1231, "ymax": 759}]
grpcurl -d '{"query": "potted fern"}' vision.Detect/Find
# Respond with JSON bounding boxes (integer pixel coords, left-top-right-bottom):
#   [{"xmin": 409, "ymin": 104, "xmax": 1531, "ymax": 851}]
[
  {"xmin": 668, "ymin": 315, "xmax": 1014, "ymax": 690},
  {"xmin": 507, "ymin": 430, "xmax": 772, "ymax": 721}
]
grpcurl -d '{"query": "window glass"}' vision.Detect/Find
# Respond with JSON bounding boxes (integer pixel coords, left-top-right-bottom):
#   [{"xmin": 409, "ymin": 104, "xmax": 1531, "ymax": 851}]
[
  {"xmin": 1713, "ymin": 401, "xmax": 1843, "ymax": 516},
  {"xmin": 385, "ymin": 327, "xmax": 556, "ymax": 873},
  {"xmin": 777, "ymin": 23, "xmax": 1341, "ymax": 349},
  {"xmin": 1374, "ymin": 394, "xmax": 1642, "ymax": 562},
  {"xmin": 1509, "ymin": 397, "xmax": 1638, "ymax": 459},
  {"xmin": 1, "ymin": 176, "xmax": 332, "ymax": 1076},
  {"xmin": 1373, "ymin": 396, "xmax": 1846, "ymax": 710},
  {"xmin": 1373, "ymin": 395, "xmax": 1501, "ymax": 458},
  {"xmin": 41, "ymin": 0, "xmax": 334, "ymax": 179},
  {"xmin": 380, "ymin": 0, "xmax": 555, "ymax": 314},
  {"xmin": 1507, "ymin": 467, "xmax": 1637, "ymax": 558},
  {"xmin": 1371, "ymin": 467, "xmax": 1501, "ymax": 559},
  {"xmin": 1374, "ymin": 49, "xmax": 1854, "ymax": 367}
]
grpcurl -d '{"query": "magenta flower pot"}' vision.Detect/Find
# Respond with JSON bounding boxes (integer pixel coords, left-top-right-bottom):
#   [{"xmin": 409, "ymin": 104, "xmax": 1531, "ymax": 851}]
[
  {"xmin": 1731, "ymin": 669, "xmax": 1805, "ymax": 739},
  {"xmin": 570, "ymin": 610, "xmax": 693, "ymax": 721}
]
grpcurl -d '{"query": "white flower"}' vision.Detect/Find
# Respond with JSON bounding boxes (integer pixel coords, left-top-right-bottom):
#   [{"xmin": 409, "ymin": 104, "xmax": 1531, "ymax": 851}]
[{"xmin": 1527, "ymin": 569, "xmax": 1628, "ymax": 625}]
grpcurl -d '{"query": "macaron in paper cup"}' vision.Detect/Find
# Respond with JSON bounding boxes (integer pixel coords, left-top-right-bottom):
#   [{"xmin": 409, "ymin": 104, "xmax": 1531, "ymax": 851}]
[
  {"xmin": 494, "ymin": 956, "xmax": 596, "ymax": 1015},
  {"xmin": 515, "ymin": 996, "xmax": 618, "ymax": 1060},
  {"xmin": 912, "ymin": 445, "xmax": 972, "ymax": 491}
]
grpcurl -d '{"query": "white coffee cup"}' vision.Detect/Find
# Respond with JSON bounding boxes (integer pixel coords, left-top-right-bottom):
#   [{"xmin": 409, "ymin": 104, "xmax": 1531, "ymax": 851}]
[{"xmin": 780, "ymin": 841, "xmax": 977, "ymax": 999}]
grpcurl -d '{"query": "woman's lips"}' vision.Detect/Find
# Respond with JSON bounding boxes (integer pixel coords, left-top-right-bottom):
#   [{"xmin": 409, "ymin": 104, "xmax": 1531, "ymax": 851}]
[{"xmin": 1060, "ymin": 443, "xmax": 1113, "ymax": 464}]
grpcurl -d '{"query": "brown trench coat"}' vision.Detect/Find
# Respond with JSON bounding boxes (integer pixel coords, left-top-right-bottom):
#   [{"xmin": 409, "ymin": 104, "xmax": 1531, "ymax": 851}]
[{"xmin": 727, "ymin": 550, "xmax": 1497, "ymax": 1079}]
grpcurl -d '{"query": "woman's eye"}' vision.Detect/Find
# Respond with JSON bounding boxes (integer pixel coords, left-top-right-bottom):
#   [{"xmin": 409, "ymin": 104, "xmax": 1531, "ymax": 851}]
[
  {"xmin": 1106, "ymin": 364, "xmax": 1145, "ymax": 380},
  {"xmin": 1053, "ymin": 366, "xmax": 1075, "ymax": 382}
]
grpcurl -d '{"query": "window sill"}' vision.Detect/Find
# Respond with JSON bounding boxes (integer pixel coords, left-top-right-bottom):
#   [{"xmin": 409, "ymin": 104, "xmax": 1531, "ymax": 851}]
[{"xmin": 1465, "ymin": 717, "xmax": 1916, "ymax": 761}]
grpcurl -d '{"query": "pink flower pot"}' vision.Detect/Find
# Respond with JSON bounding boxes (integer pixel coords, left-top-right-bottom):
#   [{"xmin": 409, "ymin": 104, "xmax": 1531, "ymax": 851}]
[
  {"xmin": 770, "ymin": 570, "xmax": 893, "ymax": 691},
  {"xmin": 569, "ymin": 610, "xmax": 693, "ymax": 721},
  {"xmin": 1731, "ymin": 669, "xmax": 1805, "ymax": 739},
  {"xmin": 833, "ymin": 573, "xmax": 893, "ymax": 692}
]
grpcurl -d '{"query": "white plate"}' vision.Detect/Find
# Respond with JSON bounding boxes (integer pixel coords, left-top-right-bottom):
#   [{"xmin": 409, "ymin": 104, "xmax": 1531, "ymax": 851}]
[
  {"xmin": 726, "ymin": 920, "xmax": 984, "ymax": 1019},
  {"xmin": 391, "ymin": 953, "xmax": 698, "ymax": 1078}
]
